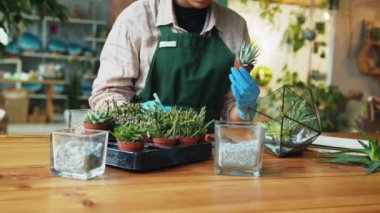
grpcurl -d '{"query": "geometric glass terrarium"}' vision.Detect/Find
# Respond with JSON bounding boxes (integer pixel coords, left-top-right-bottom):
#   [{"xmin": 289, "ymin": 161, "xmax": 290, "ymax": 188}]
[{"xmin": 254, "ymin": 85, "xmax": 321, "ymax": 157}]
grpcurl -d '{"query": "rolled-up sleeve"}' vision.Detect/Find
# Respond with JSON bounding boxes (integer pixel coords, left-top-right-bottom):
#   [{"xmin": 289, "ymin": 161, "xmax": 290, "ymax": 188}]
[{"xmin": 89, "ymin": 9, "xmax": 141, "ymax": 110}]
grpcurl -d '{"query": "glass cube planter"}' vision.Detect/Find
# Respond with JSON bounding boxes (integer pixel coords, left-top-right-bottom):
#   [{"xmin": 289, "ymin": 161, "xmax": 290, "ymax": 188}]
[
  {"xmin": 214, "ymin": 121, "xmax": 265, "ymax": 177},
  {"xmin": 50, "ymin": 129, "xmax": 109, "ymax": 180},
  {"xmin": 255, "ymin": 85, "xmax": 321, "ymax": 157}
]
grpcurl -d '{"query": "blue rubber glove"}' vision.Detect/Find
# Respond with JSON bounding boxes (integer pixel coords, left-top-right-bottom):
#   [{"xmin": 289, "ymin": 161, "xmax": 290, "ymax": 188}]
[
  {"xmin": 229, "ymin": 67, "xmax": 260, "ymax": 121},
  {"xmin": 141, "ymin": 100, "xmax": 172, "ymax": 112}
]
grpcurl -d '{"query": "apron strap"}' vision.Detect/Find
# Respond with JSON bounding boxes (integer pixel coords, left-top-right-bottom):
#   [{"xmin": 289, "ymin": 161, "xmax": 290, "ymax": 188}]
[{"xmin": 159, "ymin": 25, "xmax": 172, "ymax": 37}]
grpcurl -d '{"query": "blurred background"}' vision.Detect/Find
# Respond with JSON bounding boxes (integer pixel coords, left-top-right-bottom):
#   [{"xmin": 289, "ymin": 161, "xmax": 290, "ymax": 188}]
[{"xmin": 0, "ymin": 0, "xmax": 379, "ymax": 134}]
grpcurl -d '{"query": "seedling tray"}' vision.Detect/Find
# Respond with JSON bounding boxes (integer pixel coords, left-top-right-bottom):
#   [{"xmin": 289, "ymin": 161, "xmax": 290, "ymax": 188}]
[{"xmin": 106, "ymin": 141, "xmax": 212, "ymax": 171}]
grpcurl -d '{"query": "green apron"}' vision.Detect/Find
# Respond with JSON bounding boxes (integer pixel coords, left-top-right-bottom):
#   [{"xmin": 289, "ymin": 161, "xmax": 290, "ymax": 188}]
[{"xmin": 139, "ymin": 25, "xmax": 234, "ymax": 123}]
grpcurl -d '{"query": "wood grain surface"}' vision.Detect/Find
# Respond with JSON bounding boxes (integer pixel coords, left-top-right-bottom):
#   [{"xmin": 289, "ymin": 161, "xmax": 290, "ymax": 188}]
[{"xmin": 0, "ymin": 133, "xmax": 380, "ymax": 212}]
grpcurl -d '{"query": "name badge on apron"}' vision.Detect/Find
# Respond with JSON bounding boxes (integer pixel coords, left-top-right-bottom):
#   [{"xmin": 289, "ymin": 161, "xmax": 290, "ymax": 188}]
[{"xmin": 159, "ymin": 41, "xmax": 177, "ymax": 48}]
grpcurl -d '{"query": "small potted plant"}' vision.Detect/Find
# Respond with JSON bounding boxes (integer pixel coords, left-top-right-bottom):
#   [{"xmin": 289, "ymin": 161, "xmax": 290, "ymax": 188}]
[
  {"xmin": 83, "ymin": 109, "xmax": 113, "ymax": 130},
  {"xmin": 178, "ymin": 107, "xmax": 214, "ymax": 146},
  {"xmin": 148, "ymin": 107, "xmax": 179, "ymax": 147},
  {"xmin": 109, "ymin": 100, "xmax": 151, "ymax": 141},
  {"xmin": 113, "ymin": 123, "xmax": 146, "ymax": 151},
  {"xmin": 234, "ymin": 41, "xmax": 259, "ymax": 72}
]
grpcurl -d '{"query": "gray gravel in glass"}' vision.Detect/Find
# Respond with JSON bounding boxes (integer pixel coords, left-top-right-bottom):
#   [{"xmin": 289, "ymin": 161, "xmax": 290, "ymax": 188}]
[{"xmin": 55, "ymin": 141, "xmax": 103, "ymax": 173}]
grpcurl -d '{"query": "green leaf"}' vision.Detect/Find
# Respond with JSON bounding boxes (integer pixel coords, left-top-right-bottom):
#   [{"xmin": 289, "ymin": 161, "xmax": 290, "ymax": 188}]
[
  {"xmin": 320, "ymin": 155, "xmax": 371, "ymax": 166},
  {"xmin": 357, "ymin": 140, "xmax": 369, "ymax": 150},
  {"xmin": 367, "ymin": 161, "xmax": 380, "ymax": 174},
  {"xmin": 329, "ymin": 148, "xmax": 369, "ymax": 156}
]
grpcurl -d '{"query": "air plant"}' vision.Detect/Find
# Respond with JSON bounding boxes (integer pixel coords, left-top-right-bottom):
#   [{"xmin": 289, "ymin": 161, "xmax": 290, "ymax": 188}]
[{"xmin": 235, "ymin": 41, "xmax": 260, "ymax": 72}]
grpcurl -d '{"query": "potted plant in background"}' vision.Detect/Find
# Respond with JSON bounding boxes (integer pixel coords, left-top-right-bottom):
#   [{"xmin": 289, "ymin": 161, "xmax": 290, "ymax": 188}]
[
  {"xmin": 178, "ymin": 107, "xmax": 213, "ymax": 146},
  {"xmin": 234, "ymin": 41, "xmax": 259, "ymax": 72},
  {"xmin": 64, "ymin": 63, "xmax": 87, "ymax": 125},
  {"xmin": 148, "ymin": 106, "xmax": 179, "ymax": 147},
  {"xmin": 113, "ymin": 123, "xmax": 146, "ymax": 151}
]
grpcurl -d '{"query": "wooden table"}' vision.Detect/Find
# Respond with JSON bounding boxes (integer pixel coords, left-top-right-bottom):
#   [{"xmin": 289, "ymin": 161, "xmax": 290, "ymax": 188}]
[{"xmin": 1, "ymin": 133, "xmax": 380, "ymax": 212}]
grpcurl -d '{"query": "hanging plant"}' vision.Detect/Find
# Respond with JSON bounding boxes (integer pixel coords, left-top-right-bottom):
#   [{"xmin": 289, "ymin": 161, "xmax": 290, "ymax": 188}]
[
  {"xmin": 259, "ymin": 0, "xmax": 282, "ymax": 26},
  {"xmin": 282, "ymin": 11, "xmax": 307, "ymax": 53},
  {"xmin": 239, "ymin": 0, "xmax": 282, "ymax": 27}
]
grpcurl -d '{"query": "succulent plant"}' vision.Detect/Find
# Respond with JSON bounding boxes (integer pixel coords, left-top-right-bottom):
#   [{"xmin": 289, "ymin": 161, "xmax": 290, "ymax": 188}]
[
  {"xmin": 235, "ymin": 41, "xmax": 259, "ymax": 66},
  {"xmin": 109, "ymin": 100, "xmax": 146, "ymax": 126},
  {"xmin": 84, "ymin": 110, "xmax": 113, "ymax": 125},
  {"xmin": 113, "ymin": 123, "xmax": 146, "ymax": 142}
]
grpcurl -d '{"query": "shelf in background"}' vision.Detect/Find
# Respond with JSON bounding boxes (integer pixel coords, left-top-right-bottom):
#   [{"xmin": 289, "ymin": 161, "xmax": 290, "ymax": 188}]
[
  {"xmin": 0, "ymin": 79, "xmax": 66, "ymax": 85},
  {"xmin": 0, "ymin": 58, "xmax": 22, "ymax": 64},
  {"xmin": 23, "ymin": 15, "xmax": 107, "ymax": 25},
  {"xmin": 362, "ymin": 70, "xmax": 380, "ymax": 76},
  {"xmin": 29, "ymin": 94, "xmax": 90, "ymax": 100},
  {"xmin": 367, "ymin": 41, "xmax": 380, "ymax": 46},
  {"xmin": 84, "ymin": 36, "xmax": 107, "ymax": 43},
  {"xmin": 19, "ymin": 52, "xmax": 99, "ymax": 62}
]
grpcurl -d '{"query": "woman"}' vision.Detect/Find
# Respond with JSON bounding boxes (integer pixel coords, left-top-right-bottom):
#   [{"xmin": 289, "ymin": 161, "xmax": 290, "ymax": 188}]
[{"xmin": 89, "ymin": 0, "xmax": 259, "ymax": 122}]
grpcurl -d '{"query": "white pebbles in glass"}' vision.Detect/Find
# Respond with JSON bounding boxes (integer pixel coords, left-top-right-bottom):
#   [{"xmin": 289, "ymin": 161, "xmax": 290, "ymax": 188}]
[
  {"xmin": 214, "ymin": 121, "xmax": 264, "ymax": 177},
  {"xmin": 218, "ymin": 140, "xmax": 260, "ymax": 169}
]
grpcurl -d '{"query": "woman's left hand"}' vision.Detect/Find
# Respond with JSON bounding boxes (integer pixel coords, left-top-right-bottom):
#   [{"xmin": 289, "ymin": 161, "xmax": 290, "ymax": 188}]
[{"xmin": 229, "ymin": 67, "xmax": 260, "ymax": 120}]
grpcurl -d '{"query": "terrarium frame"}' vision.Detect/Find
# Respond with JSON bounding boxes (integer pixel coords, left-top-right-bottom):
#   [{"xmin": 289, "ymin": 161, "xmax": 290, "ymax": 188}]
[{"xmin": 255, "ymin": 85, "xmax": 321, "ymax": 157}]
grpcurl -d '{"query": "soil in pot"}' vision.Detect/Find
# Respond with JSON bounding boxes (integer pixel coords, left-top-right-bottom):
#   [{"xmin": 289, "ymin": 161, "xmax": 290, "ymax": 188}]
[
  {"xmin": 117, "ymin": 141, "xmax": 144, "ymax": 151},
  {"xmin": 234, "ymin": 61, "xmax": 253, "ymax": 72},
  {"xmin": 152, "ymin": 138, "xmax": 177, "ymax": 147},
  {"xmin": 83, "ymin": 122, "xmax": 110, "ymax": 131}
]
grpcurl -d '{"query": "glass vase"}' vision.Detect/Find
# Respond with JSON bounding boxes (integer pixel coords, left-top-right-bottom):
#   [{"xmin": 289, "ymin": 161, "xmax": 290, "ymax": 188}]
[
  {"xmin": 50, "ymin": 129, "xmax": 109, "ymax": 180},
  {"xmin": 214, "ymin": 121, "xmax": 265, "ymax": 177}
]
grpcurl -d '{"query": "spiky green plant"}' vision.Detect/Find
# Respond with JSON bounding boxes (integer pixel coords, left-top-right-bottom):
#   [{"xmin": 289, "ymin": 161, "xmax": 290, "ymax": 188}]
[
  {"xmin": 178, "ymin": 107, "xmax": 214, "ymax": 138},
  {"xmin": 84, "ymin": 110, "xmax": 112, "ymax": 125},
  {"xmin": 320, "ymin": 129, "xmax": 380, "ymax": 174},
  {"xmin": 147, "ymin": 106, "xmax": 179, "ymax": 139},
  {"xmin": 236, "ymin": 41, "xmax": 259, "ymax": 66}
]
